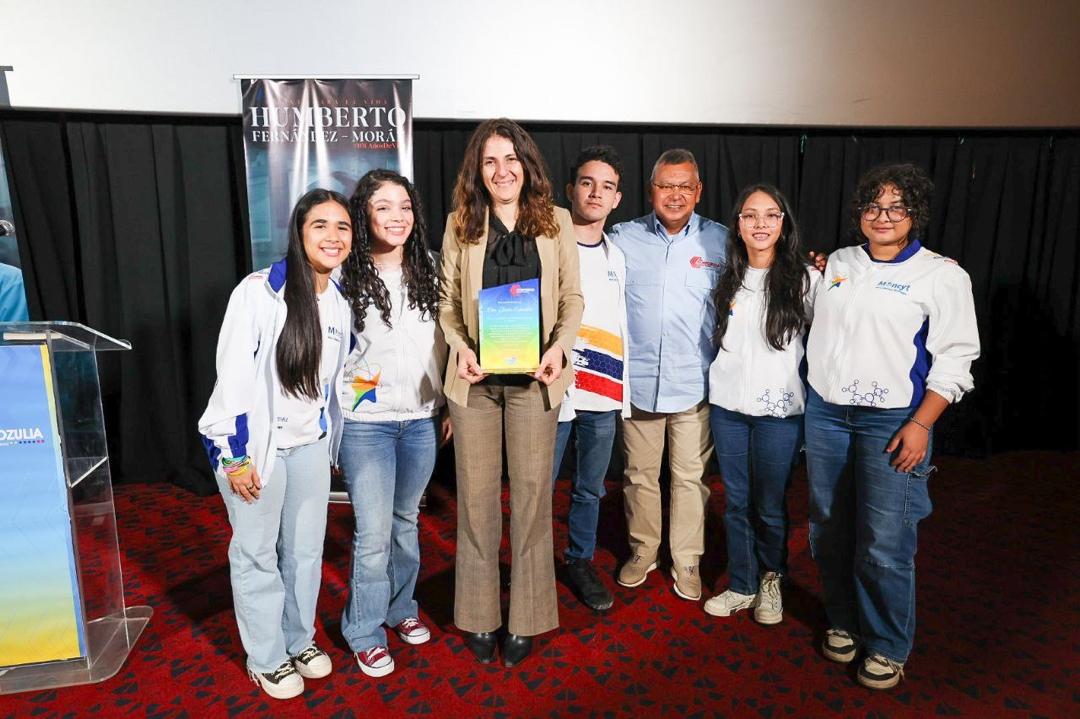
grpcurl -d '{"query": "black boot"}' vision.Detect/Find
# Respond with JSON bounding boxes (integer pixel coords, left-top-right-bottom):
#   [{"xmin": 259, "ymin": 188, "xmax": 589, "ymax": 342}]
[
  {"xmin": 502, "ymin": 634, "xmax": 533, "ymax": 668},
  {"xmin": 564, "ymin": 558, "xmax": 614, "ymax": 611},
  {"xmin": 462, "ymin": 631, "xmax": 497, "ymax": 664}
]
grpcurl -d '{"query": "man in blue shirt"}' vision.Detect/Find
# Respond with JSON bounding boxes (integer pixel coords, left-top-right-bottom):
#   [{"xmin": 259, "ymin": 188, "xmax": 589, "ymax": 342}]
[
  {"xmin": 609, "ymin": 149, "xmax": 727, "ymax": 602},
  {"xmin": 0, "ymin": 262, "xmax": 29, "ymax": 322}
]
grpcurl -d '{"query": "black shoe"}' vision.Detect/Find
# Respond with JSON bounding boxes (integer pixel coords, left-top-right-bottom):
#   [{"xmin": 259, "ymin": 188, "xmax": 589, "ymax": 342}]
[
  {"xmin": 462, "ymin": 631, "xmax": 497, "ymax": 664},
  {"xmin": 502, "ymin": 634, "xmax": 532, "ymax": 668},
  {"xmin": 564, "ymin": 558, "xmax": 614, "ymax": 611}
]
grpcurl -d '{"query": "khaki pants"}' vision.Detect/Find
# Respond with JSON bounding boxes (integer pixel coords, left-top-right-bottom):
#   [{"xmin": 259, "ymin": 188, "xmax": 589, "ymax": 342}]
[
  {"xmin": 621, "ymin": 401, "xmax": 713, "ymax": 568},
  {"xmin": 448, "ymin": 382, "xmax": 559, "ymax": 636}
]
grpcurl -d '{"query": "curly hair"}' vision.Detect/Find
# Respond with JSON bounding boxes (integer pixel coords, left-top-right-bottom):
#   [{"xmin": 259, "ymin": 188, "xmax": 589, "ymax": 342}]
[
  {"xmin": 450, "ymin": 118, "xmax": 559, "ymax": 244},
  {"xmin": 713, "ymin": 183, "xmax": 811, "ymax": 351},
  {"xmin": 340, "ymin": 169, "xmax": 439, "ymax": 333},
  {"xmin": 850, "ymin": 163, "xmax": 934, "ymax": 241}
]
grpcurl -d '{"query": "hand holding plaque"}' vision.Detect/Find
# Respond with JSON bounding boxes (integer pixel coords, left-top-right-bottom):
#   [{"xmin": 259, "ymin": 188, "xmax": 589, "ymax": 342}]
[{"xmin": 478, "ymin": 279, "xmax": 541, "ymax": 374}]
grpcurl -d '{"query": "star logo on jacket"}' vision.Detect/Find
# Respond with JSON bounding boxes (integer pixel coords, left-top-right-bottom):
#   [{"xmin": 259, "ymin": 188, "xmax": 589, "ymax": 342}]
[
  {"xmin": 828, "ymin": 276, "xmax": 847, "ymax": 290},
  {"xmin": 690, "ymin": 255, "xmax": 722, "ymax": 269},
  {"xmin": 345, "ymin": 359, "xmax": 382, "ymax": 409}
]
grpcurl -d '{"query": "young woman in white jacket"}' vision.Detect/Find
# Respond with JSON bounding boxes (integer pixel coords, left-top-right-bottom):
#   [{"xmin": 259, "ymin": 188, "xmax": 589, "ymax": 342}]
[
  {"xmin": 805, "ymin": 164, "xmax": 979, "ymax": 690},
  {"xmin": 336, "ymin": 169, "xmax": 450, "ymax": 678},
  {"xmin": 198, "ymin": 189, "xmax": 353, "ymax": 699},
  {"xmin": 703, "ymin": 184, "xmax": 821, "ymax": 626}
]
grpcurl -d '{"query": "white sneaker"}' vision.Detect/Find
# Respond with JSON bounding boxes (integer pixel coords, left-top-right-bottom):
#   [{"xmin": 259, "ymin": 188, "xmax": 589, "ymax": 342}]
[
  {"xmin": 249, "ymin": 660, "xmax": 305, "ymax": 699},
  {"xmin": 291, "ymin": 644, "xmax": 332, "ymax": 679},
  {"xmin": 822, "ymin": 628, "xmax": 860, "ymax": 663},
  {"xmin": 753, "ymin": 572, "xmax": 783, "ymax": 625},
  {"xmin": 355, "ymin": 645, "xmax": 395, "ymax": 677},
  {"xmin": 703, "ymin": 589, "xmax": 757, "ymax": 617},
  {"xmin": 857, "ymin": 653, "xmax": 905, "ymax": 689}
]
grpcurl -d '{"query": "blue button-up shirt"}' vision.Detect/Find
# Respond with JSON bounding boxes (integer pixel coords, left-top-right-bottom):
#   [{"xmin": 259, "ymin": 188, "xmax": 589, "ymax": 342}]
[{"xmin": 610, "ymin": 212, "xmax": 728, "ymax": 413}]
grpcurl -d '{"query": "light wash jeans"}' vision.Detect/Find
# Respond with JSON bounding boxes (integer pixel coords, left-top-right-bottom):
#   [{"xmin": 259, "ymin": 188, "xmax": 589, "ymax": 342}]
[
  {"xmin": 804, "ymin": 388, "xmax": 934, "ymax": 663},
  {"xmin": 709, "ymin": 405, "xmax": 802, "ymax": 595},
  {"xmin": 339, "ymin": 417, "xmax": 437, "ymax": 652},
  {"xmin": 216, "ymin": 437, "xmax": 330, "ymax": 673}
]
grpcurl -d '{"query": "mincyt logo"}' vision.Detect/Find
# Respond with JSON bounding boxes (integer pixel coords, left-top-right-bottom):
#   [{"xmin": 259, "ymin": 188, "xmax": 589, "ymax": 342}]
[{"xmin": 690, "ymin": 256, "xmax": 722, "ymax": 269}]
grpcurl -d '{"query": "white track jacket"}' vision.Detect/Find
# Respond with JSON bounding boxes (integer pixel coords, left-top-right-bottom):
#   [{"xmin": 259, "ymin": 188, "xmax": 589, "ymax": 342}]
[
  {"xmin": 807, "ymin": 242, "xmax": 980, "ymax": 409},
  {"xmin": 198, "ymin": 260, "xmax": 351, "ymax": 483},
  {"xmin": 709, "ymin": 266, "xmax": 822, "ymax": 417}
]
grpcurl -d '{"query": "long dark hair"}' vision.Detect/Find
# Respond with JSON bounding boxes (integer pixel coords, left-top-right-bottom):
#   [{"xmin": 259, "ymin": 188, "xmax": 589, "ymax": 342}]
[
  {"xmin": 450, "ymin": 118, "xmax": 559, "ymax": 244},
  {"xmin": 341, "ymin": 169, "xmax": 439, "ymax": 333},
  {"xmin": 276, "ymin": 188, "xmax": 350, "ymax": 400},
  {"xmin": 713, "ymin": 183, "xmax": 810, "ymax": 351}
]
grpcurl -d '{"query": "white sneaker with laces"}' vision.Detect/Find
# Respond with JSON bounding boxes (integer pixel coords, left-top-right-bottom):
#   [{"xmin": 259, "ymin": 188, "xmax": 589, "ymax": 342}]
[
  {"xmin": 857, "ymin": 653, "xmax": 905, "ymax": 689},
  {"xmin": 822, "ymin": 628, "xmax": 860, "ymax": 663},
  {"xmin": 291, "ymin": 644, "xmax": 332, "ymax": 679},
  {"xmin": 249, "ymin": 660, "xmax": 305, "ymax": 699},
  {"xmin": 394, "ymin": 617, "xmax": 431, "ymax": 645},
  {"xmin": 753, "ymin": 572, "xmax": 783, "ymax": 625},
  {"xmin": 355, "ymin": 645, "xmax": 395, "ymax": 677},
  {"xmin": 703, "ymin": 589, "xmax": 757, "ymax": 617}
]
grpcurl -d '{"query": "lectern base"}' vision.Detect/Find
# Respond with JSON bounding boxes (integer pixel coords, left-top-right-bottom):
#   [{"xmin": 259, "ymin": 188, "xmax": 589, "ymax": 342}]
[{"xmin": 0, "ymin": 605, "xmax": 152, "ymax": 695}]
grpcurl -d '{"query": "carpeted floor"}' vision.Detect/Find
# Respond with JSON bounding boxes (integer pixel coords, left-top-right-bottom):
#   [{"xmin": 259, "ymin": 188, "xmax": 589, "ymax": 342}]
[{"xmin": 1, "ymin": 451, "xmax": 1075, "ymax": 718}]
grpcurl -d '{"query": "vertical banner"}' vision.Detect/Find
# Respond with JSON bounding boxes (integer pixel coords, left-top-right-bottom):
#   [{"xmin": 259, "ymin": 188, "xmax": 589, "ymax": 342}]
[
  {"xmin": 239, "ymin": 78, "xmax": 413, "ymax": 270},
  {"xmin": 0, "ymin": 344, "xmax": 86, "ymax": 667}
]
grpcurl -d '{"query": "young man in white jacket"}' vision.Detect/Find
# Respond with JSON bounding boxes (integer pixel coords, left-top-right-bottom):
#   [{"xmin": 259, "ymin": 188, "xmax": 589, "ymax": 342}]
[{"xmin": 553, "ymin": 146, "xmax": 632, "ymax": 611}]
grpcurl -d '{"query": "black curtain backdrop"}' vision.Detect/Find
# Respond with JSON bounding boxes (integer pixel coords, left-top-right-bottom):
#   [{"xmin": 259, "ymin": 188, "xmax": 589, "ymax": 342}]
[{"xmin": 2, "ymin": 109, "xmax": 1077, "ymax": 495}]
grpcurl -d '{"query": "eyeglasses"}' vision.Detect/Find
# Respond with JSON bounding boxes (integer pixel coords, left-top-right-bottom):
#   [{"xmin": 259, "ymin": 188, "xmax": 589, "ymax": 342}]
[
  {"xmin": 861, "ymin": 204, "xmax": 911, "ymax": 222},
  {"xmin": 652, "ymin": 182, "xmax": 699, "ymax": 196},
  {"xmin": 738, "ymin": 211, "xmax": 785, "ymax": 228}
]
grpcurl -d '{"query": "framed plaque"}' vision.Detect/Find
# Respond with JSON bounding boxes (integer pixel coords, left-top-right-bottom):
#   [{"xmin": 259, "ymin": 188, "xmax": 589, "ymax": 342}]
[{"xmin": 478, "ymin": 279, "xmax": 540, "ymax": 374}]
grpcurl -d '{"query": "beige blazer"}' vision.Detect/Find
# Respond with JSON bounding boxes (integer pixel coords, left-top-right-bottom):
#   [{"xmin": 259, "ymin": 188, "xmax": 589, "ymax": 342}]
[{"xmin": 438, "ymin": 205, "xmax": 584, "ymax": 408}]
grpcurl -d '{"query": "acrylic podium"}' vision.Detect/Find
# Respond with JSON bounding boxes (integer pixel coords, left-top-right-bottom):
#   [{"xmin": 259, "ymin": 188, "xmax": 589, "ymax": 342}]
[{"xmin": 0, "ymin": 322, "xmax": 151, "ymax": 694}]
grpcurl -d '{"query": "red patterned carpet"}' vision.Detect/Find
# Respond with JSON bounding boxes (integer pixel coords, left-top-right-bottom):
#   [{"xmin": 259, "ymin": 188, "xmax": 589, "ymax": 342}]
[{"xmin": 1, "ymin": 451, "xmax": 1075, "ymax": 718}]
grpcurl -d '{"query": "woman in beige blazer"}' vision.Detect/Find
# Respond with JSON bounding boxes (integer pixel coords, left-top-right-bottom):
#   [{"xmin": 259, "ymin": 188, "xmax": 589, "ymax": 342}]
[{"xmin": 439, "ymin": 118, "xmax": 583, "ymax": 667}]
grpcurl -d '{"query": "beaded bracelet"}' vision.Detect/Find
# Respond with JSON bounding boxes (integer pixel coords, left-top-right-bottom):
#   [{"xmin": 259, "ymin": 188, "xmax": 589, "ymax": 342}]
[{"xmin": 908, "ymin": 417, "xmax": 932, "ymax": 433}]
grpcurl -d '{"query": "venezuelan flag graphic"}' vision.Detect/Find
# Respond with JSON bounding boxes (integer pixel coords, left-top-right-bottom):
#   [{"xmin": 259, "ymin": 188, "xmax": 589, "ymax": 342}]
[
  {"xmin": 572, "ymin": 325, "xmax": 624, "ymax": 403},
  {"xmin": 829, "ymin": 276, "xmax": 847, "ymax": 290}
]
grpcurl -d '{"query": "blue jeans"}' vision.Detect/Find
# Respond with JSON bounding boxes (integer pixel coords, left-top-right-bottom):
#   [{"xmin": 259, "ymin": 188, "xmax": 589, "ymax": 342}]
[
  {"xmin": 552, "ymin": 410, "xmax": 619, "ymax": 561},
  {"xmin": 339, "ymin": 417, "xmax": 437, "ymax": 652},
  {"xmin": 804, "ymin": 388, "xmax": 934, "ymax": 663},
  {"xmin": 709, "ymin": 406, "xmax": 802, "ymax": 595},
  {"xmin": 216, "ymin": 438, "xmax": 330, "ymax": 673}
]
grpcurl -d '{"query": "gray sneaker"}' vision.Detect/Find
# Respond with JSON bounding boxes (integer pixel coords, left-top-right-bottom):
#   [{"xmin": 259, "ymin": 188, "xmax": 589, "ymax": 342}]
[{"xmin": 753, "ymin": 572, "xmax": 783, "ymax": 625}]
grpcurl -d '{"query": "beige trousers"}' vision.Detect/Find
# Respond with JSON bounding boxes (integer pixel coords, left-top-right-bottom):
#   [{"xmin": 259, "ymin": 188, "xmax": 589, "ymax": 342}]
[
  {"xmin": 448, "ymin": 382, "xmax": 559, "ymax": 636},
  {"xmin": 621, "ymin": 401, "xmax": 713, "ymax": 568}
]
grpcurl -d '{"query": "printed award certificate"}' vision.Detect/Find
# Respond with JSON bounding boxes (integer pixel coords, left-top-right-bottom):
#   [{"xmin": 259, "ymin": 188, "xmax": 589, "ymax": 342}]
[{"xmin": 478, "ymin": 278, "xmax": 541, "ymax": 373}]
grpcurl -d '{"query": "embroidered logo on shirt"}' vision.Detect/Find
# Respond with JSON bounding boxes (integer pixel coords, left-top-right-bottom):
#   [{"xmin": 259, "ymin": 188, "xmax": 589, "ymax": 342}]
[
  {"xmin": 876, "ymin": 280, "xmax": 911, "ymax": 295},
  {"xmin": 728, "ymin": 301, "xmax": 736, "ymax": 317},
  {"xmin": 828, "ymin": 276, "xmax": 847, "ymax": 290},
  {"xmin": 690, "ymin": 256, "xmax": 722, "ymax": 269},
  {"xmin": 327, "ymin": 325, "xmax": 344, "ymax": 342}
]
